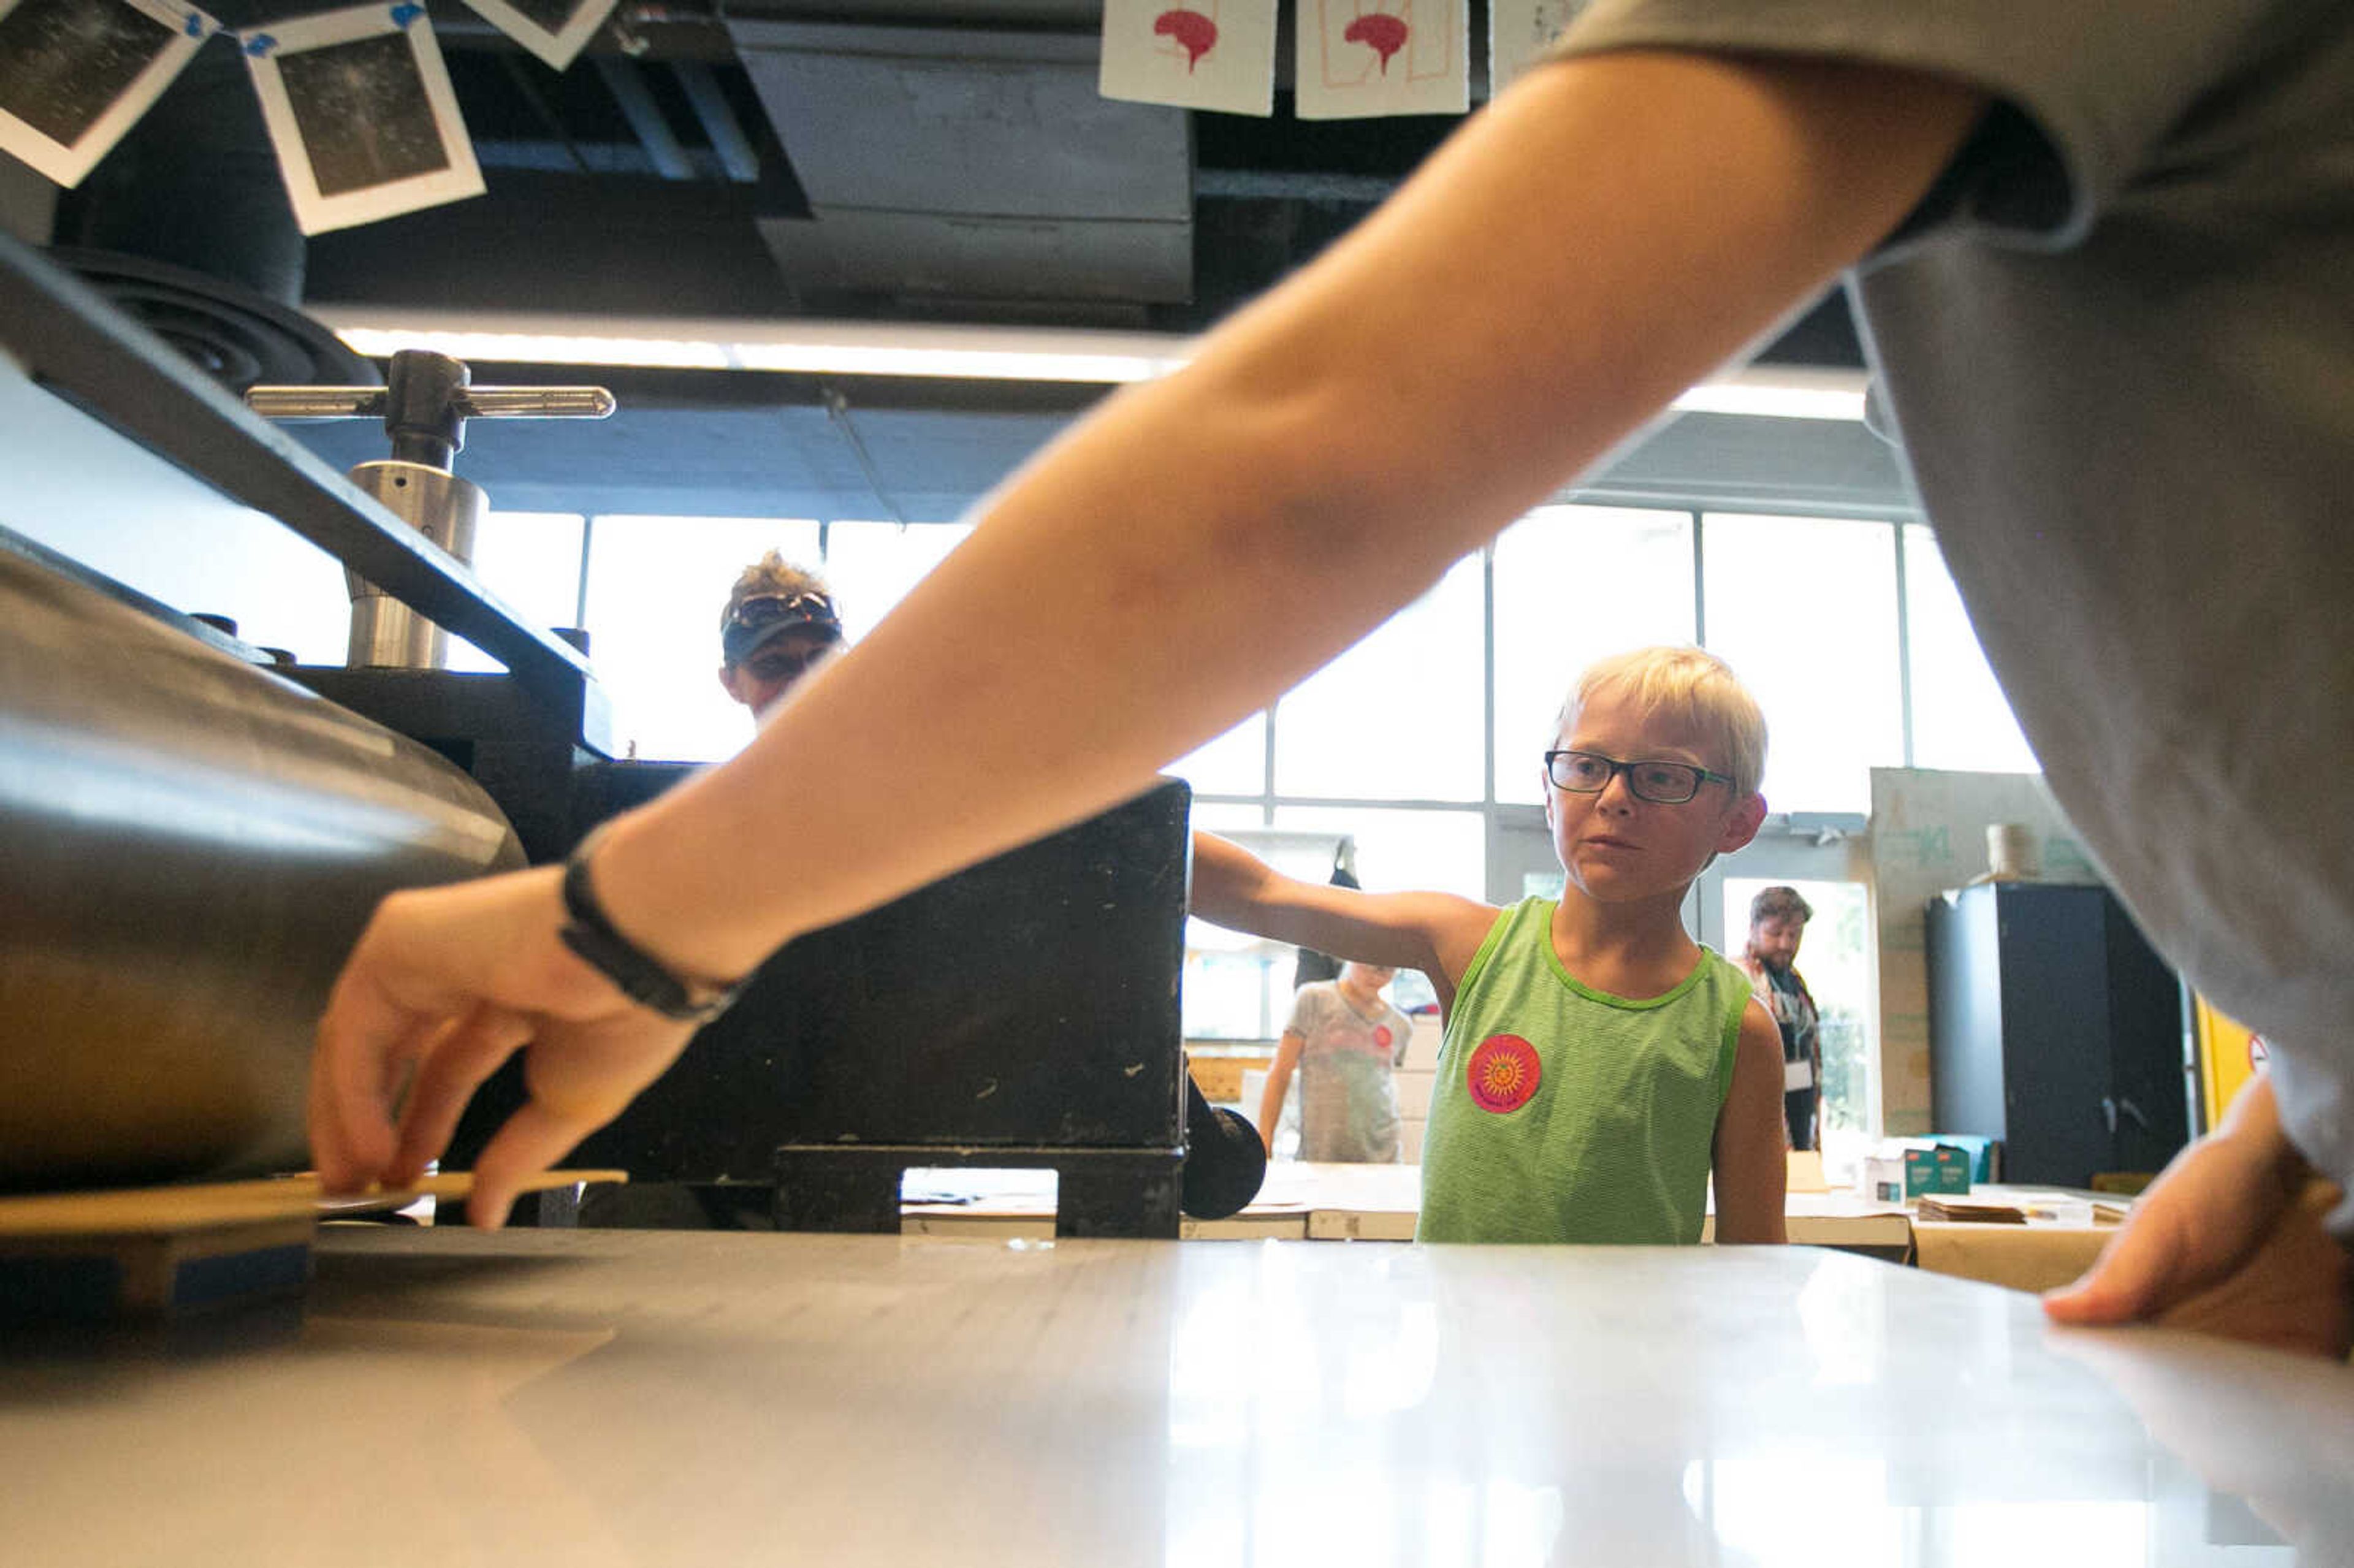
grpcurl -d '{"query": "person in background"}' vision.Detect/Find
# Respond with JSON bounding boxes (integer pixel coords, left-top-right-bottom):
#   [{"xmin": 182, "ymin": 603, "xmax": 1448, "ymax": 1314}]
[
  {"xmin": 1194, "ymin": 647, "xmax": 1788, "ymax": 1245},
  {"xmin": 1260, "ymin": 959, "xmax": 1415, "ymax": 1163},
  {"xmin": 717, "ymin": 552, "xmax": 842, "ymax": 720},
  {"xmin": 1739, "ymin": 886, "xmax": 1819, "ymax": 1153},
  {"xmin": 310, "ymin": 1, "xmax": 2353, "ymax": 1357}
]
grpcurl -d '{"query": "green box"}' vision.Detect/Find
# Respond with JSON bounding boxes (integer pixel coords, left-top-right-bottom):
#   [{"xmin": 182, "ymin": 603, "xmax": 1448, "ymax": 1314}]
[{"xmin": 1903, "ymin": 1143, "xmax": 1972, "ymax": 1196}]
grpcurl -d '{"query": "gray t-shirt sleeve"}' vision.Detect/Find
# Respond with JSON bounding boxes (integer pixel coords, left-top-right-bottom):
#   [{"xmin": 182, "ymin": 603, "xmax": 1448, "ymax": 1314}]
[{"xmin": 1547, "ymin": 0, "xmax": 2293, "ymax": 249}]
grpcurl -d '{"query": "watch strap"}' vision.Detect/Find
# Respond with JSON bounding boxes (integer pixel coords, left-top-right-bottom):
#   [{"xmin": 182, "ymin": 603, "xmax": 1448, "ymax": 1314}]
[{"xmin": 558, "ymin": 829, "xmax": 744, "ymax": 1024}]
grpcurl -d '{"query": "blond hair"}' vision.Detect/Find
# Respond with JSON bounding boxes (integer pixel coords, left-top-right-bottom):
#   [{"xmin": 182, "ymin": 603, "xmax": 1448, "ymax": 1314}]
[
  {"xmin": 1552, "ymin": 646, "xmax": 1766, "ymax": 799},
  {"xmin": 720, "ymin": 550, "xmax": 831, "ymax": 632}
]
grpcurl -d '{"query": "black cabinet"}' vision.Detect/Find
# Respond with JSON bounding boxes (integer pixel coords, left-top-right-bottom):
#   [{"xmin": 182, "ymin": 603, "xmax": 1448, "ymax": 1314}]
[{"xmin": 1925, "ymin": 882, "xmax": 2189, "ymax": 1187}]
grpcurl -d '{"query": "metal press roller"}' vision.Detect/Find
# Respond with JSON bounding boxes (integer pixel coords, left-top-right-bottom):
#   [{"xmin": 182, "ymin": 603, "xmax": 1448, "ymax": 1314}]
[{"xmin": 0, "ymin": 541, "xmax": 525, "ymax": 1192}]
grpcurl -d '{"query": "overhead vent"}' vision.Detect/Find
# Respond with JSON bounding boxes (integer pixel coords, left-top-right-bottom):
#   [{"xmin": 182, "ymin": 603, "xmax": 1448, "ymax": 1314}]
[{"xmin": 728, "ymin": 21, "xmax": 1192, "ymax": 321}]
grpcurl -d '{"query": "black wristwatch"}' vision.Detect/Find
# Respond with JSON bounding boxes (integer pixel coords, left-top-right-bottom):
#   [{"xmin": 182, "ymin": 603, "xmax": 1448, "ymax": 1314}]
[{"xmin": 558, "ymin": 828, "xmax": 745, "ymax": 1024}]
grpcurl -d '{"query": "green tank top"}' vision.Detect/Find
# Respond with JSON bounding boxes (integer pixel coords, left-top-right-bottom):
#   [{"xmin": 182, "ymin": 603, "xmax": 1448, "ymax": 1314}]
[{"xmin": 1417, "ymin": 898, "xmax": 1750, "ymax": 1244}]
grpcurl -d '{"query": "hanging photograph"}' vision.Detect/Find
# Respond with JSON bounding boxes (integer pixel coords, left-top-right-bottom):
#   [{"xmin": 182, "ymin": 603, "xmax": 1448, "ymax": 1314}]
[
  {"xmin": 454, "ymin": 0, "xmax": 617, "ymax": 74},
  {"xmin": 0, "ymin": 0, "xmax": 210, "ymax": 187},
  {"xmin": 242, "ymin": 3, "xmax": 482, "ymax": 236}
]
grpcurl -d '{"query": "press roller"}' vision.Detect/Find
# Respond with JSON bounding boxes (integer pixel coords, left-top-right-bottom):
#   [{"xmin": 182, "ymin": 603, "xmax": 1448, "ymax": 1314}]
[{"xmin": 0, "ymin": 542, "xmax": 524, "ymax": 1191}]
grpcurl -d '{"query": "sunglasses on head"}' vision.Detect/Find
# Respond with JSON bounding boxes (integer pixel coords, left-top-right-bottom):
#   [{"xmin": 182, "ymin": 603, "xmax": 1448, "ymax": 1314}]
[{"xmin": 728, "ymin": 590, "xmax": 838, "ymax": 633}]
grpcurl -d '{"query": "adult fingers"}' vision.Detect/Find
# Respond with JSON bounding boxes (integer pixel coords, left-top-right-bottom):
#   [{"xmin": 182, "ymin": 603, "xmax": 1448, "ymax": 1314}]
[
  {"xmin": 464, "ymin": 1098, "xmax": 598, "ymax": 1230},
  {"xmin": 2042, "ymin": 1208, "xmax": 2190, "ymax": 1325},
  {"xmin": 310, "ymin": 976, "xmax": 448, "ymax": 1193},
  {"xmin": 388, "ymin": 1003, "xmax": 539, "ymax": 1187}
]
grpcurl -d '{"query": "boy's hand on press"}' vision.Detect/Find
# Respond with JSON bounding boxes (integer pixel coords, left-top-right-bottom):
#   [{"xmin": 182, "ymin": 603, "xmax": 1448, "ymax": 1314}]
[
  {"xmin": 2043, "ymin": 1082, "xmax": 2351, "ymax": 1358},
  {"xmin": 308, "ymin": 867, "xmax": 701, "ymax": 1229}
]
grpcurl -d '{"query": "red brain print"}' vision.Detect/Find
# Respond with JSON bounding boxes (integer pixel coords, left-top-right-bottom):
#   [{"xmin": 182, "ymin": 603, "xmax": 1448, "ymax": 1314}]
[
  {"xmin": 1466, "ymin": 1033, "xmax": 1541, "ymax": 1114},
  {"xmin": 1343, "ymin": 11, "xmax": 1409, "ymax": 73},
  {"xmin": 1153, "ymin": 9, "xmax": 1219, "ymax": 70}
]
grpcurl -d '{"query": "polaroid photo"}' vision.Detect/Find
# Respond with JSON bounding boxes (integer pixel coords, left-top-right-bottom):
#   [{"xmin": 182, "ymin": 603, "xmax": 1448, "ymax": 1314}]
[
  {"xmin": 242, "ymin": 4, "xmax": 483, "ymax": 237},
  {"xmin": 0, "ymin": 0, "xmax": 210, "ymax": 187},
  {"xmin": 455, "ymin": 0, "xmax": 618, "ymax": 73}
]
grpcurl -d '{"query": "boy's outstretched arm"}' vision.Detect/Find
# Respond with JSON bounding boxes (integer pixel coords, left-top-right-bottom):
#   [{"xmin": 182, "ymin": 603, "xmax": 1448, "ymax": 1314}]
[
  {"xmin": 313, "ymin": 53, "xmax": 1985, "ymax": 1224},
  {"xmin": 1190, "ymin": 831, "xmax": 1493, "ymax": 1000},
  {"xmin": 1710, "ymin": 999, "xmax": 1789, "ymax": 1244},
  {"xmin": 2044, "ymin": 1076, "xmax": 2351, "ymax": 1358}
]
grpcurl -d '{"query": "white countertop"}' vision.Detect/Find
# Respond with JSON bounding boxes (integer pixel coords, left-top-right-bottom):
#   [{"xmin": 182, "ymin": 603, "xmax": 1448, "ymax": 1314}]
[{"xmin": 3, "ymin": 1227, "xmax": 2346, "ymax": 1566}]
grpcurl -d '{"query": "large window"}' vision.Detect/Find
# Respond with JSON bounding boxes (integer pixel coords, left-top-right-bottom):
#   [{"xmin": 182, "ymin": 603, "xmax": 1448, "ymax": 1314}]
[
  {"xmin": 821, "ymin": 519, "xmax": 973, "ymax": 644},
  {"xmin": 1903, "ymin": 524, "xmax": 2040, "ymax": 773},
  {"xmin": 1702, "ymin": 513, "xmax": 1903, "ymax": 815},
  {"xmin": 581, "ymin": 515, "xmax": 821, "ymax": 761},
  {"xmin": 1493, "ymin": 505, "xmax": 1696, "ymax": 804},
  {"xmin": 1169, "ymin": 714, "xmax": 1270, "ymax": 797},
  {"xmin": 448, "ymin": 511, "xmax": 587, "ymax": 674},
  {"xmin": 1272, "ymin": 553, "xmax": 1486, "ymax": 802}
]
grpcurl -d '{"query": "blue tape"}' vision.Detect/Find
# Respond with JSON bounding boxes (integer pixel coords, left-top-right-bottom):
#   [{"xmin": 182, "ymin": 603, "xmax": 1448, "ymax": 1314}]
[
  {"xmin": 183, "ymin": 12, "xmax": 205, "ymax": 36},
  {"xmin": 390, "ymin": 3, "xmax": 424, "ymax": 26},
  {"xmin": 243, "ymin": 31, "xmax": 276, "ymax": 55}
]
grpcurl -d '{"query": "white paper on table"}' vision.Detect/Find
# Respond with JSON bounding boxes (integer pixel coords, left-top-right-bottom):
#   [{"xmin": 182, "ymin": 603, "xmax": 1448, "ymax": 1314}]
[
  {"xmin": 1293, "ymin": 0, "xmax": 1467, "ymax": 120},
  {"xmin": 0, "ymin": 0, "xmax": 212, "ymax": 188},
  {"xmin": 242, "ymin": 3, "xmax": 483, "ymax": 237},
  {"xmin": 1099, "ymin": 0, "xmax": 1277, "ymax": 116}
]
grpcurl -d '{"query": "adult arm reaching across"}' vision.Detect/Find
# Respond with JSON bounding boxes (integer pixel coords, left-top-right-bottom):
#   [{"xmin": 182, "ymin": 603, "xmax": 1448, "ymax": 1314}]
[{"xmin": 311, "ymin": 51, "xmax": 1985, "ymax": 1227}]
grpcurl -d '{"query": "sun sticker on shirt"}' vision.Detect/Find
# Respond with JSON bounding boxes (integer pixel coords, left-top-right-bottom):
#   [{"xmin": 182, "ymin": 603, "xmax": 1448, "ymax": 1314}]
[
  {"xmin": 1373, "ymin": 1025, "xmax": 1393, "ymax": 1050},
  {"xmin": 1466, "ymin": 1033, "xmax": 1541, "ymax": 1113}
]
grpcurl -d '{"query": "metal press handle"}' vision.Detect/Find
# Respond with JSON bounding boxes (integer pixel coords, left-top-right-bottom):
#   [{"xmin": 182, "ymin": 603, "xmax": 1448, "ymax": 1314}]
[{"xmin": 245, "ymin": 385, "xmax": 615, "ymax": 421}]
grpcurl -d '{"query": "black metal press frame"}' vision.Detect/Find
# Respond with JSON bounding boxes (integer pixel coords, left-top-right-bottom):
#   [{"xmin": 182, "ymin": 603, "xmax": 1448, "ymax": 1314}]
[
  {"xmin": 2, "ymin": 231, "xmax": 1230, "ymax": 1236},
  {"xmin": 0, "ymin": 229, "xmax": 596, "ymax": 726}
]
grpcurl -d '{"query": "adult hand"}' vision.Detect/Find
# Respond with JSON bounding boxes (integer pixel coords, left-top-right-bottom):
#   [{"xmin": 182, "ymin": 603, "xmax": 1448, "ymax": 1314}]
[
  {"xmin": 2043, "ymin": 1078, "xmax": 2352, "ymax": 1359},
  {"xmin": 309, "ymin": 866, "xmax": 701, "ymax": 1228}
]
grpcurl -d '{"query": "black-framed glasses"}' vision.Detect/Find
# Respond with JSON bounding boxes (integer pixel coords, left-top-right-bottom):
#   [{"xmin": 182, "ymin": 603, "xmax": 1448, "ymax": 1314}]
[{"xmin": 1544, "ymin": 749, "xmax": 1732, "ymax": 805}]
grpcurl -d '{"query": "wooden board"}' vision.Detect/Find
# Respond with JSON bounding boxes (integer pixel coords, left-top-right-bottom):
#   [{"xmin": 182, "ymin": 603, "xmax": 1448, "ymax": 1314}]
[{"xmin": 0, "ymin": 1170, "xmax": 627, "ymax": 1322}]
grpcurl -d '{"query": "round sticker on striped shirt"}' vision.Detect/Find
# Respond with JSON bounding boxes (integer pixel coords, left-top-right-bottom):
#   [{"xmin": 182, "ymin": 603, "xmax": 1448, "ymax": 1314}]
[
  {"xmin": 1466, "ymin": 1033, "xmax": 1541, "ymax": 1113},
  {"xmin": 1373, "ymin": 1025, "xmax": 1393, "ymax": 1051}
]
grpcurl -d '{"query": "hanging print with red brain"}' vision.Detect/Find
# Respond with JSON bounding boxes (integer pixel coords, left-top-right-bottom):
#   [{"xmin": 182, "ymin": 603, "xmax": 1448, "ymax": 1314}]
[
  {"xmin": 1099, "ymin": 0, "xmax": 1278, "ymax": 115},
  {"xmin": 1296, "ymin": 0, "xmax": 1467, "ymax": 118}
]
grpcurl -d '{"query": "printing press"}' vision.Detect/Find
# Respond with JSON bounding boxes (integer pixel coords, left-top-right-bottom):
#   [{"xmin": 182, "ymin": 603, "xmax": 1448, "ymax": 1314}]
[{"xmin": 0, "ymin": 230, "xmax": 1260, "ymax": 1273}]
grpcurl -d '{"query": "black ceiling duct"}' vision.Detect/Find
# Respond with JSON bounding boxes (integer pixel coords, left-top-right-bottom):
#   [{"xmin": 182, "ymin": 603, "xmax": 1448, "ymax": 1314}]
[{"xmin": 48, "ymin": 35, "xmax": 374, "ymax": 393}]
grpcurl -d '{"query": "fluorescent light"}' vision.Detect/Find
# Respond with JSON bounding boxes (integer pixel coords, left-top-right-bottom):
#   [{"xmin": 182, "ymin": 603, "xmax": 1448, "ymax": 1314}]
[
  {"xmin": 311, "ymin": 306, "xmax": 1867, "ymax": 417},
  {"xmin": 311, "ymin": 308, "xmax": 1193, "ymax": 384},
  {"xmin": 329, "ymin": 326, "xmax": 731, "ymax": 370}
]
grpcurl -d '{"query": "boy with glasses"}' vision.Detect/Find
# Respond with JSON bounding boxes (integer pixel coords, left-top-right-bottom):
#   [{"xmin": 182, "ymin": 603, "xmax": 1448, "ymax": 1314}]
[
  {"xmin": 717, "ymin": 552, "xmax": 842, "ymax": 720},
  {"xmin": 1190, "ymin": 647, "xmax": 1787, "ymax": 1244}
]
